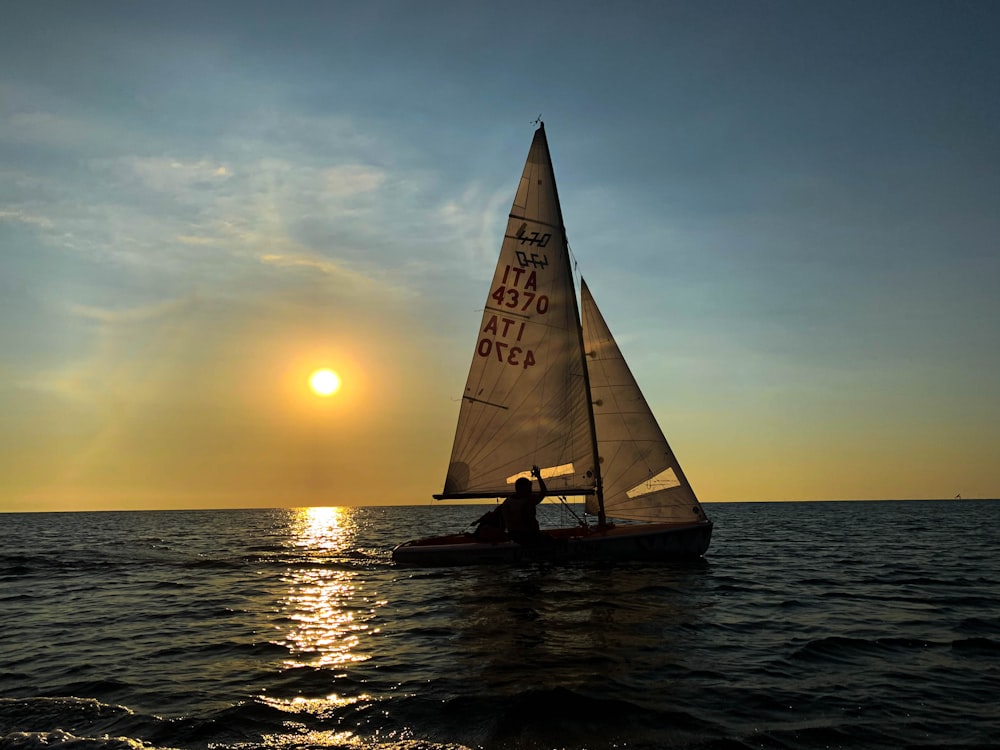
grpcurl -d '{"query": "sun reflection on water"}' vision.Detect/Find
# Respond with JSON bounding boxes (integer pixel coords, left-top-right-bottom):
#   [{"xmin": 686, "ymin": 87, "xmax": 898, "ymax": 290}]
[
  {"xmin": 290, "ymin": 506, "xmax": 349, "ymax": 553},
  {"xmin": 276, "ymin": 507, "xmax": 380, "ymax": 669}
]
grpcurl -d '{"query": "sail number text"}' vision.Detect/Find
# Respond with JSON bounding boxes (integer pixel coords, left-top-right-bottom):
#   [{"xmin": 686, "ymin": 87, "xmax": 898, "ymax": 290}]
[
  {"xmin": 476, "ymin": 338, "xmax": 536, "ymax": 369},
  {"xmin": 490, "ymin": 264, "xmax": 550, "ymax": 314},
  {"xmin": 515, "ymin": 221, "xmax": 551, "ymax": 250},
  {"xmin": 476, "ymin": 263, "xmax": 550, "ymax": 369}
]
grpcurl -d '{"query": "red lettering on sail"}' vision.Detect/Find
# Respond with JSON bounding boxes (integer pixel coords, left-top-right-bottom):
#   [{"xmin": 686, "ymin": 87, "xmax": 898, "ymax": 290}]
[
  {"xmin": 483, "ymin": 315, "xmax": 498, "ymax": 335},
  {"xmin": 492, "ymin": 264, "xmax": 550, "ymax": 316},
  {"xmin": 477, "ymin": 337, "xmax": 535, "ymax": 370}
]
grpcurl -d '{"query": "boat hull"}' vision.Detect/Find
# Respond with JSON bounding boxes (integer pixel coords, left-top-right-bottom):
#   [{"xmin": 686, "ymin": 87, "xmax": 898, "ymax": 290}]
[{"xmin": 391, "ymin": 520, "xmax": 713, "ymax": 566}]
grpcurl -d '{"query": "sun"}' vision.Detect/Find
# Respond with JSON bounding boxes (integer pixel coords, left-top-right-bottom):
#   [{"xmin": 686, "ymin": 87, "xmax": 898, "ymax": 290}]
[{"xmin": 309, "ymin": 368, "xmax": 341, "ymax": 397}]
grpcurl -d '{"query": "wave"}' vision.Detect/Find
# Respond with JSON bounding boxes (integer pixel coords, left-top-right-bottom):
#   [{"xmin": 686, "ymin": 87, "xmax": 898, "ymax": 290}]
[
  {"xmin": 792, "ymin": 635, "xmax": 943, "ymax": 662},
  {"xmin": 0, "ymin": 697, "xmax": 158, "ymax": 749},
  {"xmin": 951, "ymin": 637, "xmax": 1000, "ymax": 654},
  {"xmin": 0, "ymin": 729, "xmax": 175, "ymax": 750},
  {"xmin": 793, "ymin": 634, "xmax": 1000, "ymax": 663}
]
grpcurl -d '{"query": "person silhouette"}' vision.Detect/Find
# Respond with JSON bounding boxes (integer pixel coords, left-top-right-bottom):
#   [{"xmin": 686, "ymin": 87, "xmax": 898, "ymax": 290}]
[{"xmin": 500, "ymin": 465, "xmax": 549, "ymax": 545}]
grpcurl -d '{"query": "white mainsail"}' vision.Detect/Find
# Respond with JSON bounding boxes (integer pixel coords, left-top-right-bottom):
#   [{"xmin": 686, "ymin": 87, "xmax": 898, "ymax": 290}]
[
  {"xmin": 439, "ymin": 124, "xmax": 596, "ymax": 499},
  {"xmin": 581, "ymin": 279, "xmax": 706, "ymax": 523}
]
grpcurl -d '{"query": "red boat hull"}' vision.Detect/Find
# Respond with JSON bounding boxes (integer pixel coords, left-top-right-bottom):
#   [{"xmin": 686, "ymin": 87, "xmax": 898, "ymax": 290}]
[{"xmin": 391, "ymin": 520, "xmax": 713, "ymax": 566}]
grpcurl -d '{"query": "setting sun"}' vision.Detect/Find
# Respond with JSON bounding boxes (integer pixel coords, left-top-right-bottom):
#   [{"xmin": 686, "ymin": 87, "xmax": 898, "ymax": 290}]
[{"xmin": 309, "ymin": 368, "xmax": 341, "ymax": 397}]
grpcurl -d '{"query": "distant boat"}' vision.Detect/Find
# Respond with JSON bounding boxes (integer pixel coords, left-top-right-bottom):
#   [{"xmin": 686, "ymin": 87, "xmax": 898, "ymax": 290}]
[
  {"xmin": 954, "ymin": 493, "xmax": 962, "ymax": 500},
  {"xmin": 392, "ymin": 123, "xmax": 713, "ymax": 565}
]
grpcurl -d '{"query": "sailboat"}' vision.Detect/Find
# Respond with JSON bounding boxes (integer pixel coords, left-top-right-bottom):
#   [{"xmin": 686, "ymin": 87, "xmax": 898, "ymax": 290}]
[{"xmin": 392, "ymin": 123, "xmax": 712, "ymax": 565}]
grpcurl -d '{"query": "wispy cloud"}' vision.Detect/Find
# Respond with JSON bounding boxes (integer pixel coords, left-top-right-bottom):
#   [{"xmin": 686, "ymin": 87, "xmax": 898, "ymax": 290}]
[
  {"xmin": 435, "ymin": 180, "xmax": 511, "ymax": 272},
  {"xmin": 3, "ymin": 147, "xmax": 405, "ymax": 287},
  {"xmin": 323, "ymin": 164, "xmax": 384, "ymax": 197},
  {"xmin": 69, "ymin": 298, "xmax": 191, "ymax": 324},
  {"xmin": 121, "ymin": 156, "xmax": 233, "ymax": 194},
  {"xmin": 0, "ymin": 208, "xmax": 53, "ymax": 228},
  {"xmin": 26, "ymin": 297, "xmax": 199, "ymax": 397},
  {"xmin": 257, "ymin": 250, "xmax": 411, "ymax": 300},
  {"xmin": 2, "ymin": 72, "xmax": 503, "ymax": 301}
]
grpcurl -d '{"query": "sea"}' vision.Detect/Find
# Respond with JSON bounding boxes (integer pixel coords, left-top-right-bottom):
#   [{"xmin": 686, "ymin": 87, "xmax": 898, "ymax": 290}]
[{"xmin": 1, "ymin": 500, "xmax": 998, "ymax": 750}]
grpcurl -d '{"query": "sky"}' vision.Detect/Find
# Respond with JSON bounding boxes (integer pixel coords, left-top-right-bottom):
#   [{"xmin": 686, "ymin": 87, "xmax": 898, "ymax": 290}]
[{"xmin": 2, "ymin": 1, "xmax": 998, "ymax": 512}]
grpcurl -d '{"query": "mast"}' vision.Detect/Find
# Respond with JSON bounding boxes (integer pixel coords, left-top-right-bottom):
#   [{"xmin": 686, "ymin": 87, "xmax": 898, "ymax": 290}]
[
  {"xmin": 577, "ymin": 287, "xmax": 607, "ymax": 527},
  {"xmin": 538, "ymin": 122, "xmax": 607, "ymax": 526}
]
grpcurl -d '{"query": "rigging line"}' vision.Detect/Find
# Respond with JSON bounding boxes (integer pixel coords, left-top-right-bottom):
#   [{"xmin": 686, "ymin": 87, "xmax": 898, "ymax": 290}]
[
  {"xmin": 554, "ymin": 495, "xmax": 586, "ymax": 525},
  {"xmin": 567, "ymin": 242, "xmax": 581, "ymax": 279}
]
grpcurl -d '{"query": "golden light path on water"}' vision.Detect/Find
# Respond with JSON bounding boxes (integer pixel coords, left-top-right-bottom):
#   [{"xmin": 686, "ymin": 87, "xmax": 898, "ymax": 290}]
[
  {"xmin": 279, "ymin": 507, "xmax": 376, "ymax": 669},
  {"xmin": 260, "ymin": 507, "xmax": 388, "ymax": 740}
]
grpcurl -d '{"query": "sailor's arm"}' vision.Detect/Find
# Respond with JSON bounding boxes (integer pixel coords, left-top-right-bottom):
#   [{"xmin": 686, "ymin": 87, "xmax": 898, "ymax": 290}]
[{"xmin": 531, "ymin": 465, "xmax": 547, "ymax": 498}]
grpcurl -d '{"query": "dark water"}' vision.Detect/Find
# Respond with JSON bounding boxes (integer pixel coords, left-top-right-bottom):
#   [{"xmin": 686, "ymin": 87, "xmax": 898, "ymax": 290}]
[{"xmin": 1, "ymin": 500, "xmax": 998, "ymax": 749}]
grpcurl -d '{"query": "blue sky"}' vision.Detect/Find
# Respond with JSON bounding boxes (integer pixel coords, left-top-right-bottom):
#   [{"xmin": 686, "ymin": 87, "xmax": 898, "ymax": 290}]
[{"xmin": 2, "ymin": 1, "xmax": 998, "ymax": 511}]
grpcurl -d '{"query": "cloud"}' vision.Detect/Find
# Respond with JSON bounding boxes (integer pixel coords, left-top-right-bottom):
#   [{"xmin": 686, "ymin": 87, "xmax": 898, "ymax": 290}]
[
  {"xmin": 3, "ymin": 145, "xmax": 404, "ymax": 290},
  {"xmin": 3, "ymin": 110, "xmax": 87, "ymax": 148},
  {"xmin": 435, "ymin": 180, "xmax": 511, "ymax": 273},
  {"xmin": 19, "ymin": 297, "xmax": 195, "ymax": 402},
  {"xmin": 0, "ymin": 208, "xmax": 53, "ymax": 228},
  {"xmin": 69, "ymin": 298, "xmax": 191, "ymax": 324},
  {"xmin": 323, "ymin": 164, "xmax": 384, "ymax": 197},
  {"xmin": 121, "ymin": 156, "xmax": 234, "ymax": 195},
  {"xmin": 174, "ymin": 234, "xmax": 218, "ymax": 246},
  {"xmin": 256, "ymin": 250, "xmax": 413, "ymax": 303},
  {"xmin": 2, "ymin": 75, "xmax": 505, "ymax": 307}
]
